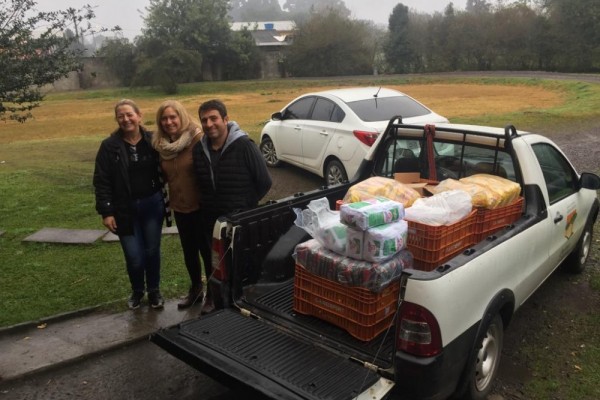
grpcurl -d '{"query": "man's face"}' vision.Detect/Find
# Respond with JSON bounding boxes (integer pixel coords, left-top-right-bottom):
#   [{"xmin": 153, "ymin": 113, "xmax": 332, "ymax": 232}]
[{"xmin": 200, "ymin": 109, "xmax": 228, "ymax": 142}]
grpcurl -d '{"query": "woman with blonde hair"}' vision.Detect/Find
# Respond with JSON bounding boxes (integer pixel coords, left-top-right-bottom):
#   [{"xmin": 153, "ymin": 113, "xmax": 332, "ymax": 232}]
[{"xmin": 153, "ymin": 100, "xmax": 207, "ymax": 309}]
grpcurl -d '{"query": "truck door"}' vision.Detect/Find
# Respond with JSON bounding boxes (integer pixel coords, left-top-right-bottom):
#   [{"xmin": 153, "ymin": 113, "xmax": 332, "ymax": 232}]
[{"xmin": 531, "ymin": 143, "xmax": 581, "ymax": 266}]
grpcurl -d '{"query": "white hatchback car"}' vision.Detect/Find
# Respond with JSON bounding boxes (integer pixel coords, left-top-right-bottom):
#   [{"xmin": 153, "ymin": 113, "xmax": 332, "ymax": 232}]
[{"xmin": 259, "ymin": 87, "xmax": 448, "ymax": 185}]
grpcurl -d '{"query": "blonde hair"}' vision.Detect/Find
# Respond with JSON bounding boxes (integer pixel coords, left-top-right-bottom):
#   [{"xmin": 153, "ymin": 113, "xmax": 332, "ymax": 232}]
[{"xmin": 153, "ymin": 100, "xmax": 199, "ymax": 146}]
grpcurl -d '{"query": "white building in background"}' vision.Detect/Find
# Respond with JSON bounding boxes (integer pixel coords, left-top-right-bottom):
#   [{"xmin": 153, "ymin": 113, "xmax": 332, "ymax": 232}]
[{"xmin": 231, "ymin": 21, "xmax": 295, "ymax": 78}]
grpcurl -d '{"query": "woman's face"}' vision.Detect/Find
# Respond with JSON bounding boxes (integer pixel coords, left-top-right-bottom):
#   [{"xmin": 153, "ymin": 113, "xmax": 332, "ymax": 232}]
[
  {"xmin": 160, "ymin": 107, "xmax": 181, "ymax": 138},
  {"xmin": 115, "ymin": 105, "xmax": 142, "ymax": 134}
]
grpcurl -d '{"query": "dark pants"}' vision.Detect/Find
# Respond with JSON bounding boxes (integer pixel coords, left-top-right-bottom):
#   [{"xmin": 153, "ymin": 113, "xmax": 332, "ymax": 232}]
[
  {"xmin": 119, "ymin": 191, "xmax": 164, "ymax": 293},
  {"xmin": 174, "ymin": 210, "xmax": 205, "ymax": 290}
]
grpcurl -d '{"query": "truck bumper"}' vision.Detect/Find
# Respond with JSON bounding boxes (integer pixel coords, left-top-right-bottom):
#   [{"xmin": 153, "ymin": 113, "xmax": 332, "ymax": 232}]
[{"xmin": 393, "ymin": 323, "xmax": 478, "ymax": 400}]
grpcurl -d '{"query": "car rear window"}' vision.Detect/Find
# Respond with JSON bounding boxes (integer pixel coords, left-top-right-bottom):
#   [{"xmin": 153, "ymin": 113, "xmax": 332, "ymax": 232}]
[{"xmin": 347, "ymin": 96, "xmax": 431, "ymax": 122}]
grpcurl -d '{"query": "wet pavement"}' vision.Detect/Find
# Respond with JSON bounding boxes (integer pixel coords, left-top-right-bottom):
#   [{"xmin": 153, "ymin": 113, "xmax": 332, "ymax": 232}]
[{"xmin": 0, "ymin": 299, "xmax": 198, "ymax": 383}]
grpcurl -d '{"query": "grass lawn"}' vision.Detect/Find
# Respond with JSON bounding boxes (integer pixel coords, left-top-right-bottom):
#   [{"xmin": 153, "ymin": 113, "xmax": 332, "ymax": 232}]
[{"xmin": 1, "ymin": 75, "xmax": 599, "ymax": 329}]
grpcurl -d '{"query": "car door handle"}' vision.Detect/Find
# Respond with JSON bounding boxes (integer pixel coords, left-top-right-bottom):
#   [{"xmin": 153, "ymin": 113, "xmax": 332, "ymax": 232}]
[
  {"xmin": 294, "ymin": 125, "xmax": 301, "ymax": 131},
  {"xmin": 554, "ymin": 212, "xmax": 564, "ymax": 224},
  {"xmin": 320, "ymin": 130, "xmax": 329, "ymax": 136}
]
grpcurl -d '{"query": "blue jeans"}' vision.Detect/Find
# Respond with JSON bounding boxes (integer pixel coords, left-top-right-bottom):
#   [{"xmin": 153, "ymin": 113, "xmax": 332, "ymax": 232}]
[{"xmin": 119, "ymin": 191, "xmax": 164, "ymax": 293}]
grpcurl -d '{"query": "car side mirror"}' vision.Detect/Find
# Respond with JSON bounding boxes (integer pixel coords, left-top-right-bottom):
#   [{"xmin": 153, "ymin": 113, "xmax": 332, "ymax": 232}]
[
  {"xmin": 580, "ymin": 172, "xmax": 600, "ymax": 190},
  {"xmin": 271, "ymin": 111, "xmax": 283, "ymax": 121}
]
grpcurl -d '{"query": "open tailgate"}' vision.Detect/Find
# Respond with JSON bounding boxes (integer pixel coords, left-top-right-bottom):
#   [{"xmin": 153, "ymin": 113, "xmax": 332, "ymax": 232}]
[{"xmin": 151, "ymin": 309, "xmax": 394, "ymax": 400}]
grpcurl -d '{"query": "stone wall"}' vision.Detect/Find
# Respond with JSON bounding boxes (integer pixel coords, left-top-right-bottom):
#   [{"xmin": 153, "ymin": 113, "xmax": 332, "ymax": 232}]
[{"xmin": 48, "ymin": 57, "xmax": 120, "ymax": 92}]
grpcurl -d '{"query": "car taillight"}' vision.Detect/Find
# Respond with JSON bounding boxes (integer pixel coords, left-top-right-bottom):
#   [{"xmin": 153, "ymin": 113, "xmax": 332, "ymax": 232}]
[
  {"xmin": 211, "ymin": 237, "xmax": 228, "ymax": 281},
  {"xmin": 397, "ymin": 301, "xmax": 442, "ymax": 357},
  {"xmin": 353, "ymin": 130, "xmax": 378, "ymax": 146}
]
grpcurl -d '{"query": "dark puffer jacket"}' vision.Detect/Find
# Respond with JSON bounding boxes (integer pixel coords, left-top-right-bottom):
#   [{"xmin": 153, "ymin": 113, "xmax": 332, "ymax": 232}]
[{"xmin": 192, "ymin": 122, "xmax": 272, "ymax": 218}]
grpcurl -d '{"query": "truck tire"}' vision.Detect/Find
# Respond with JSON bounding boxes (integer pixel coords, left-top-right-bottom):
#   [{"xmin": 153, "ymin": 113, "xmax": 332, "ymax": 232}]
[
  {"xmin": 563, "ymin": 220, "xmax": 593, "ymax": 274},
  {"xmin": 459, "ymin": 314, "xmax": 504, "ymax": 400},
  {"xmin": 260, "ymin": 137, "xmax": 281, "ymax": 167}
]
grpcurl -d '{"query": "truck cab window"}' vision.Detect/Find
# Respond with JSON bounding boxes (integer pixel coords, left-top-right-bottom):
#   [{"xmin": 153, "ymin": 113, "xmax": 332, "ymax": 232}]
[{"xmin": 531, "ymin": 143, "xmax": 578, "ymax": 204}]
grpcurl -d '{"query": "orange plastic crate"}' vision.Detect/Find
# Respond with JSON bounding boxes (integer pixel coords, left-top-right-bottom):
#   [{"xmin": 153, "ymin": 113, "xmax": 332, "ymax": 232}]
[
  {"xmin": 293, "ymin": 265, "xmax": 399, "ymax": 341},
  {"xmin": 407, "ymin": 210, "xmax": 477, "ymax": 271},
  {"xmin": 475, "ymin": 197, "xmax": 524, "ymax": 242}
]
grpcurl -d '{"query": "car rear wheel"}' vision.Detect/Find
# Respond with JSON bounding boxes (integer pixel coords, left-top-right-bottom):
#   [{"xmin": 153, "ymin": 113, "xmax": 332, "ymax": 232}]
[
  {"xmin": 260, "ymin": 137, "xmax": 281, "ymax": 167},
  {"xmin": 325, "ymin": 159, "xmax": 348, "ymax": 186}
]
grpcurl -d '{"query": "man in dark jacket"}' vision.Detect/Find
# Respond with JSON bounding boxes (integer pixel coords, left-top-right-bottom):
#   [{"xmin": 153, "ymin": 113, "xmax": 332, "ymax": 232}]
[{"xmin": 192, "ymin": 99, "xmax": 272, "ymax": 313}]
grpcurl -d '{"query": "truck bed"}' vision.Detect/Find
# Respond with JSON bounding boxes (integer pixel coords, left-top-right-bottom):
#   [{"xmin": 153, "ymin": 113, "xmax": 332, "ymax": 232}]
[
  {"xmin": 241, "ymin": 278, "xmax": 397, "ymax": 365},
  {"xmin": 152, "ymin": 291, "xmax": 391, "ymax": 400}
]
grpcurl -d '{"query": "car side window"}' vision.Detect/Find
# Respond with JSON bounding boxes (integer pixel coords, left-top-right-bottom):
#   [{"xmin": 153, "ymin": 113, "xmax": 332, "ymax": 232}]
[
  {"xmin": 531, "ymin": 143, "xmax": 578, "ymax": 204},
  {"xmin": 285, "ymin": 97, "xmax": 315, "ymax": 120},
  {"xmin": 311, "ymin": 98, "xmax": 336, "ymax": 122}
]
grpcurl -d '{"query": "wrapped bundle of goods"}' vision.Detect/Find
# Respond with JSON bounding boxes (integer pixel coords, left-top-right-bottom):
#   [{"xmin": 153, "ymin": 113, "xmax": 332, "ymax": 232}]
[
  {"xmin": 433, "ymin": 174, "xmax": 521, "ymax": 209},
  {"xmin": 432, "ymin": 174, "xmax": 523, "ymax": 240},
  {"xmin": 294, "ymin": 239, "xmax": 413, "ymax": 292},
  {"xmin": 293, "ymin": 196, "xmax": 412, "ymax": 340},
  {"xmin": 362, "ymin": 220, "xmax": 408, "ymax": 263},
  {"xmin": 343, "ymin": 176, "xmax": 421, "ymax": 207},
  {"xmin": 339, "ymin": 196, "xmax": 404, "ymax": 230},
  {"xmin": 294, "ymin": 197, "xmax": 348, "ymax": 254}
]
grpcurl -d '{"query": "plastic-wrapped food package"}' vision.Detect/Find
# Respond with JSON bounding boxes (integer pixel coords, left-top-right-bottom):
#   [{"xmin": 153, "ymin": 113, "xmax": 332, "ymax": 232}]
[
  {"xmin": 294, "ymin": 239, "xmax": 413, "ymax": 292},
  {"xmin": 431, "ymin": 179, "xmax": 492, "ymax": 208},
  {"xmin": 340, "ymin": 196, "xmax": 405, "ymax": 231},
  {"xmin": 363, "ymin": 220, "xmax": 408, "ymax": 262},
  {"xmin": 318, "ymin": 221, "xmax": 347, "ymax": 255},
  {"xmin": 346, "ymin": 227, "xmax": 364, "ymax": 260},
  {"xmin": 404, "ymin": 189, "xmax": 473, "ymax": 226},
  {"xmin": 460, "ymin": 174, "xmax": 521, "ymax": 208},
  {"xmin": 343, "ymin": 176, "xmax": 421, "ymax": 207},
  {"xmin": 294, "ymin": 197, "xmax": 348, "ymax": 254}
]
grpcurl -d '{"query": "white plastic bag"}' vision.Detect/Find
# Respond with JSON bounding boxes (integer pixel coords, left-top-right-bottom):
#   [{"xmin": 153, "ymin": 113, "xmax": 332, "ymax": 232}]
[
  {"xmin": 294, "ymin": 198, "xmax": 347, "ymax": 254},
  {"xmin": 404, "ymin": 189, "xmax": 472, "ymax": 226}
]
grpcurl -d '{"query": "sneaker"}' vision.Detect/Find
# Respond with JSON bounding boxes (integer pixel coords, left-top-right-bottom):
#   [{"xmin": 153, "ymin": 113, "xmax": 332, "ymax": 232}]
[
  {"xmin": 127, "ymin": 291, "xmax": 144, "ymax": 310},
  {"xmin": 148, "ymin": 290, "xmax": 164, "ymax": 309},
  {"xmin": 177, "ymin": 287, "xmax": 202, "ymax": 309}
]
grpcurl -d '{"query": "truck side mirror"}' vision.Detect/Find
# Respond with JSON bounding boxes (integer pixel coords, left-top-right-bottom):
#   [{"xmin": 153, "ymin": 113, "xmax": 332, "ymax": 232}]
[{"xmin": 580, "ymin": 172, "xmax": 600, "ymax": 190}]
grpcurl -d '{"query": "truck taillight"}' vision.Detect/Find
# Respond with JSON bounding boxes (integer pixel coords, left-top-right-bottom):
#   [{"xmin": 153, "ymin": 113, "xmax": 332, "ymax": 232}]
[
  {"xmin": 353, "ymin": 130, "xmax": 378, "ymax": 146},
  {"xmin": 397, "ymin": 301, "xmax": 442, "ymax": 357},
  {"xmin": 211, "ymin": 237, "xmax": 228, "ymax": 281}
]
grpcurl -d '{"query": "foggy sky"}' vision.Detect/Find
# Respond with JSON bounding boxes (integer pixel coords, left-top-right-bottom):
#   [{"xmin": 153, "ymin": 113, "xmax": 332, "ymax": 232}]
[{"xmin": 37, "ymin": 0, "xmax": 467, "ymax": 40}]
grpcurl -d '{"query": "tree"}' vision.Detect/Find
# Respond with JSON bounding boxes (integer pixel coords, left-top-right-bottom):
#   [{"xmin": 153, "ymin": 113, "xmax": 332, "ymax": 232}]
[
  {"xmin": 385, "ymin": 3, "xmax": 414, "ymax": 73},
  {"xmin": 0, "ymin": 0, "xmax": 103, "ymax": 122},
  {"xmin": 137, "ymin": 0, "xmax": 232, "ymax": 89},
  {"xmin": 97, "ymin": 38, "xmax": 137, "ymax": 87},
  {"xmin": 282, "ymin": 0, "xmax": 350, "ymax": 23},
  {"xmin": 229, "ymin": 0, "xmax": 284, "ymax": 21},
  {"xmin": 285, "ymin": 11, "xmax": 372, "ymax": 77}
]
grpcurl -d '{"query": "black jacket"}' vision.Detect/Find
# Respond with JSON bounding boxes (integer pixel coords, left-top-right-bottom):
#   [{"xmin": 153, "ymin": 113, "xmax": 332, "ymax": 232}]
[
  {"xmin": 93, "ymin": 127, "xmax": 168, "ymax": 235},
  {"xmin": 192, "ymin": 122, "xmax": 272, "ymax": 218}
]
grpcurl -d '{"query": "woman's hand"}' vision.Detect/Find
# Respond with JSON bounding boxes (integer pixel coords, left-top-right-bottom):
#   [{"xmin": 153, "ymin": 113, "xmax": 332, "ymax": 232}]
[{"xmin": 102, "ymin": 216, "xmax": 117, "ymax": 233}]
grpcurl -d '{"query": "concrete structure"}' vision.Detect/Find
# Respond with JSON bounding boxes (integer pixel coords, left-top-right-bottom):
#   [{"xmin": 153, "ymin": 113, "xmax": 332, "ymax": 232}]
[{"xmin": 231, "ymin": 21, "xmax": 295, "ymax": 79}]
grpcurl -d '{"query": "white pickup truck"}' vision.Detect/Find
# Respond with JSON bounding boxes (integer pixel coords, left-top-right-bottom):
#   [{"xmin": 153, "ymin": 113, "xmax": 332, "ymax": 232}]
[{"xmin": 151, "ymin": 120, "xmax": 600, "ymax": 400}]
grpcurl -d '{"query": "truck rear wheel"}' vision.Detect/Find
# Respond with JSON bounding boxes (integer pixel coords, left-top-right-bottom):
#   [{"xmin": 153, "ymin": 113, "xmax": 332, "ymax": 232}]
[{"xmin": 460, "ymin": 314, "xmax": 504, "ymax": 400}]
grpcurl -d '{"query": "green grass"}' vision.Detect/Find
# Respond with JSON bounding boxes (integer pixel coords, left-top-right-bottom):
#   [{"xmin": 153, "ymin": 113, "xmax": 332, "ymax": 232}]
[{"xmin": 1, "ymin": 75, "xmax": 599, "ymax": 330}]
